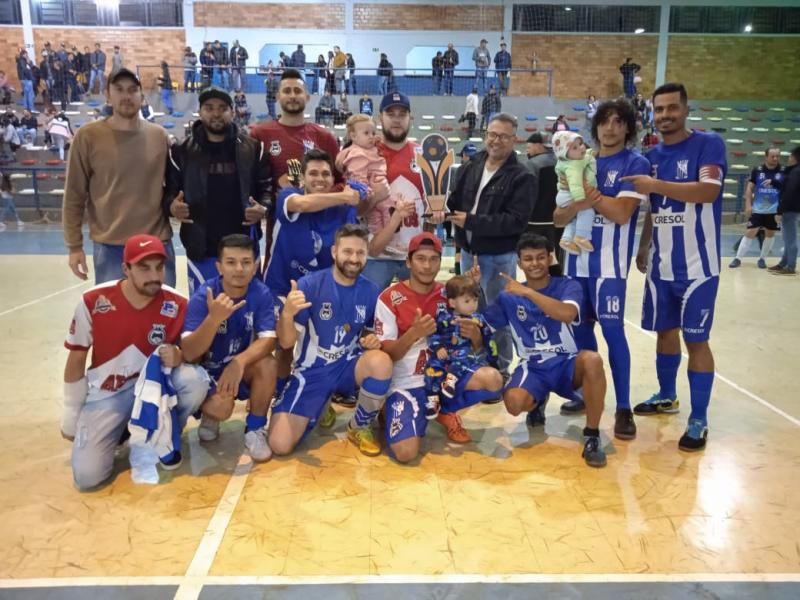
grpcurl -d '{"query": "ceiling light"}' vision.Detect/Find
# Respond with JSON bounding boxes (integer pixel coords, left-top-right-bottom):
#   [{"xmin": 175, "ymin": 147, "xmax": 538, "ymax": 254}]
[
  {"xmin": 635, "ymin": 28, "xmax": 645, "ymax": 34},
  {"xmin": 744, "ymin": 24, "xmax": 752, "ymax": 33},
  {"xmin": 565, "ymin": 6, "xmax": 572, "ymax": 11}
]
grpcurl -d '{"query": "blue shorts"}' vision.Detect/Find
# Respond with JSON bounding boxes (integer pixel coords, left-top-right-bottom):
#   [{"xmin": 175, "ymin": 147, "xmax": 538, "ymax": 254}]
[
  {"xmin": 573, "ymin": 276, "xmax": 627, "ymax": 327},
  {"xmin": 207, "ymin": 366, "xmax": 250, "ymax": 401},
  {"xmin": 384, "ymin": 387, "xmax": 428, "ymax": 446},
  {"xmin": 271, "ymin": 353, "xmax": 360, "ymax": 428},
  {"xmin": 642, "ymin": 276, "xmax": 719, "ymax": 342},
  {"xmin": 507, "ymin": 355, "xmax": 582, "ymax": 405}
]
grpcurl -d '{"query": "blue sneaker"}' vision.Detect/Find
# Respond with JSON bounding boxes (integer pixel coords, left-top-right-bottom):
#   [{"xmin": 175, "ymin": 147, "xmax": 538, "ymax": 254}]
[
  {"xmin": 633, "ymin": 393, "xmax": 679, "ymax": 415},
  {"xmin": 582, "ymin": 436, "xmax": 607, "ymax": 468},
  {"xmin": 757, "ymin": 258, "xmax": 767, "ymax": 269},
  {"xmin": 678, "ymin": 418, "xmax": 708, "ymax": 452}
]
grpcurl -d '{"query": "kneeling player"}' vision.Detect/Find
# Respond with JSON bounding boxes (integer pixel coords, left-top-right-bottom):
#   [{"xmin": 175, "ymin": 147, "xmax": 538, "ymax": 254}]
[
  {"xmin": 62, "ymin": 235, "xmax": 209, "ymax": 491},
  {"xmin": 484, "ymin": 234, "xmax": 607, "ymax": 467},
  {"xmin": 269, "ymin": 224, "xmax": 394, "ymax": 457},
  {"xmin": 181, "ymin": 234, "xmax": 278, "ymax": 462}
]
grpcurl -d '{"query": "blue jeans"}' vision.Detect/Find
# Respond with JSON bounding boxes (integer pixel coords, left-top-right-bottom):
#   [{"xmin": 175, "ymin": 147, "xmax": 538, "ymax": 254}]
[
  {"xmin": 232, "ymin": 67, "xmax": 246, "ymax": 91},
  {"xmin": 89, "ymin": 68, "xmax": 104, "ymax": 94},
  {"xmin": 21, "ymin": 79, "xmax": 34, "ymax": 111},
  {"xmin": 160, "ymin": 88, "xmax": 173, "ymax": 114},
  {"xmin": 378, "ymin": 76, "xmax": 388, "ymax": 95},
  {"xmin": 93, "ymin": 239, "xmax": 176, "ymax": 287},
  {"xmin": 216, "ymin": 67, "xmax": 230, "ymax": 90},
  {"xmin": 475, "ymin": 67, "xmax": 488, "ymax": 94},
  {"xmin": 267, "ymin": 100, "xmax": 276, "ymax": 119},
  {"xmin": 444, "ymin": 69, "xmax": 454, "ymax": 94},
  {"xmin": 460, "ymin": 249, "xmax": 517, "ymax": 374},
  {"xmin": 363, "ymin": 258, "xmax": 410, "ymax": 290},
  {"xmin": 778, "ymin": 212, "xmax": 799, "ymax": 271},
  {"xmin": 184, "ymin": 70, "xmax": 196, "ymax": 92}
]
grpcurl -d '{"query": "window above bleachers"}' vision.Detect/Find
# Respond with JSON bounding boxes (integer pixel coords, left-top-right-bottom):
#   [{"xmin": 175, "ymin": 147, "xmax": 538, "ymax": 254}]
[
  {"xmin": 670, "ymin": 6, "xmax": 800, "ymax": 34},
  {"xmin": 28, "ymin": 0, "xmax": 183, "ymax": 27},
  {"xmin": 0, "ymin": 0, "xmax": 22, "ymax": 24},
  {"xmin": 513, "ymin": 4, "xmax": 660, "ymax": 33}
]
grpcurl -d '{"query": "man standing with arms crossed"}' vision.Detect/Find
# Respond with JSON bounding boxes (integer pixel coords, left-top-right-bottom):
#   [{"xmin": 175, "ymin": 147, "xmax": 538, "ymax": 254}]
[
  {"xmin": 554, "ymin": 98, "xmax": 650, "ymax": 440},
  {"xmin": 630, "ymin": 83, "xmax": 727, "ymax": 451}
]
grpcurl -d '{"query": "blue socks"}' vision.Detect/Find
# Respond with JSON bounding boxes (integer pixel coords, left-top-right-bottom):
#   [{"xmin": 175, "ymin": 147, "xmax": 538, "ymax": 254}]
[
  {"xmin": 245, "ymin": 413, "xmax": 267, "ymax": 432},
  {"xmin": 601, "ymin": 325, "xmax": 631, "ymax": 410},
  {"xmin": 688, "ymin": 370, "xmax": 714, "ymax": 424},
  {"xmin": 573, "ymin": 322, "xmax": 599, "ymax": 352},
  {"xmin": 351, "ymin": 376, "xmax": 391, "ymax": 428},
  {"xmin": 656, "ymin": 353, "xmax": 681, "ymax": 400}
]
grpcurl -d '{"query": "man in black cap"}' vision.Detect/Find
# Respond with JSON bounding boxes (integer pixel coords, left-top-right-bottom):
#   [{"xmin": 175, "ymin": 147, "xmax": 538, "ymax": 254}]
[
  {"xmin": 63, "ymin": 68, "xmax": 177, "ymax": 285},
  {"xmin": 164, "ymin": 86, "xmax": 272, "ymax": 293}
]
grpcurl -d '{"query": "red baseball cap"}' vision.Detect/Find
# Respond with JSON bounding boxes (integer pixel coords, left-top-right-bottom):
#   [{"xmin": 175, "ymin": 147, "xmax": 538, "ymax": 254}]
[
  {"xmin": 123, "ymin": 234, "xmax": 167, "ymax": 264},
  {"xmin": 407, "ymin": 232, "xmax": 443, "ymax": 256}
]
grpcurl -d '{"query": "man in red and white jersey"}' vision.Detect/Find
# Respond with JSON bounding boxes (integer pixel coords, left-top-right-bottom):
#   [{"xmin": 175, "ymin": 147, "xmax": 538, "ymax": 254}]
[
  {"xmin": 374, "ymin": 232, "xmax": 502, "ymax": 462},
  {"xmin": 62, "ymin": 234, "xmax": 209, "ymax": 491}
]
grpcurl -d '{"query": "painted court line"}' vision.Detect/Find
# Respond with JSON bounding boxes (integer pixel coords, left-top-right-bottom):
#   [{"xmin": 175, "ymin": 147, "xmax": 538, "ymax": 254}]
[
  {"xmin": 2, "ymin": 572, "xmax": 799, "ymax": 589},
  {"xmin": 173, "ymin": 452, "xmax": 254, "ymax": 600},
  {"xmin": 625, "ymin": 318, "xmax": 800, "ymax": 428},
  {"xmin": 0, "ymin": 281, "xmax": 89, "ymax": 318}
]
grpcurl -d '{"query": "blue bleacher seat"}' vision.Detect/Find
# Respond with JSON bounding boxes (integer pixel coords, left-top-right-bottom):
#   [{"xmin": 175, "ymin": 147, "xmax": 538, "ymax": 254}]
[
  {"xmin": 163, "ymin": 122, "xmax": 175, "ymax": 129},
  {"xmin": 256, "ymin": 113, "xmax": 269, "ymax": 120},
  {"xmin": 172, "ymin": 112, "xmax": 184, "ymax": 118},
  {"xmin": 525, "ymin": 115, "xmax": 537, "ymax": 121}
]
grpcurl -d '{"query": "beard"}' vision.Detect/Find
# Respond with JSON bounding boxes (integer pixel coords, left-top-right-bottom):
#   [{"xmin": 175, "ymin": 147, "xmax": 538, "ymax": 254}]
[
  {"xmin": 335, "ymin": 258, "xmax": 365, "ymax": 280},
  {"xmin": 382, "ymin": 125, "xmax": 409, "ymax": 144},
  {"xmin": 280, "ymin": 100, "xmax": 305, "ymax": 115},
  {"xmin": 132, "ymin": 280, "xmax": 162, "ymax": 297}
]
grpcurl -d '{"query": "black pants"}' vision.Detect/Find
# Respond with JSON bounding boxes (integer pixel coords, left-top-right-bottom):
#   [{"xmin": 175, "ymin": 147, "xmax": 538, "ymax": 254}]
[{"xmin": 466, "ymin": 112, "xmax": 476, "ymax": 138}]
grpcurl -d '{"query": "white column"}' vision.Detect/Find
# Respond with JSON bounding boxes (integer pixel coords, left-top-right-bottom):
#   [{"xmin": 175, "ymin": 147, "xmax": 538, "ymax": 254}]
[
  {"xmin": 20, "ymin": 0, "xmax": 35, "ymax": 52},
  {"xmin": 656, "ymin": 1, "xmax": 670, "ymax": 86}
]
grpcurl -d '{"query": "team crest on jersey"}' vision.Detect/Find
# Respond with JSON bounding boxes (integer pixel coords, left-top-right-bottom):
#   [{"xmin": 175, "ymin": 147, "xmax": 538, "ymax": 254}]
[
  {"xmin": 517, "ymin": 305, "xmax": 527, "ymax": 321},
  {"xmin": 147, "ymin": 323, "xmax": 167, "ymax": 346},
  {"xmin": 269, "ymin": 140, "xmax": 282, "ymax": 156},
  {"xmin": 244, "ymin": 311, "xmax": 254, "ymax": 331},
  {"xmin": 311, "ymin": 231, "xmax": 323, "ymax": 256},
  {"xmin": 160, "ymin": 300, "xmax": 179, "ymax": 318},
  {"xmin": 390, "ymin": 290, "xmax": 405, "ymax": 305},
  {"xmin": 604, "ymin": 170, "xmax": 619, "ymax": 188},
  {"xmin": 303, "ymin": 139, "xmax": 315, "ymax": 153},
  {"xmin": 228, "ymin": 339, "xmax": 242, "ymax": 356},
  {"xmin": 69, "ymin": 319, "xmax": 76, "ymax": 335},
  {"xmin": 355, "ymin": 305, "xmax": 366, "ymax": 323},
  {"xmin": 218, "ymin": 320, "xmax": 228, "ymax": 334},
  {"xmin": 320, "ymin": 302, "xmax": 333, "ymax": 320},
  {"xmin": 92, "ymin": 295, "xmax": 116, "ymax": 315},
  {"xmin": 676, "ymin": 159, "xmax": 689, "ymax": 180}
]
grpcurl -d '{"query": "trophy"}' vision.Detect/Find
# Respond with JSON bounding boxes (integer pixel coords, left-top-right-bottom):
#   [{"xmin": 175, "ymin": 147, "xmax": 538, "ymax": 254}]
[{"xmin": 417, "ymin": 133, "xmax": 455, "ymax": 217}]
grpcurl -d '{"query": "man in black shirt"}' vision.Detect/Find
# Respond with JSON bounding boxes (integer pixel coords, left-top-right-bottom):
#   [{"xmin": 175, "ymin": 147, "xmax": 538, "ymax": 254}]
[{"xmin": 165, "ymin": 87, "xmax": 272, "ymax": 293}]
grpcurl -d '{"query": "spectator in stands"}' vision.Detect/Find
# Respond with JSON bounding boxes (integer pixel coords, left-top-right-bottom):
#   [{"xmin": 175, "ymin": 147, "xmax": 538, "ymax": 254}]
[
  {"xmin": 480, "ymin": 85, "xmax": 501, "ymax": 132},
  {"xmin": 4, "ymin": 107, "xmax": 19, "ymax": 128},
  {"xmin": 0, "ymin": 172, "xmax": 23, "ymax": 231},
  {"xmin": 346, "ymin": 53, "xmax": 357, "ymax": 95},
  {"xmin": 472, "ymin": 39, "xmax": 491, "ymax": 95},
  {"xmin": 278, "ymin": 52, "xmax": 289, "ymax": 71},
  {"xmin": 0, "ymin": 70, "xmax": 15, "ymax": 105},
  {"xmin": 325, "ymin": 51, "xmax": 336, "ymax": 94},
  {"xmin": 46, "ymin": 110, "xmax": 73, "ymax": 161},
  {"xmin": 641, "ymin": 125, "xmax": 659, "ymax": 151},
  {"xmin": 524, "ymin": 132, "xmax": 560, "ymax": 269},
  {"xmin": 551, "ymin": 114, "xmax": 569, "ymax": 133},
  {"xmin": 291, "ymin": 45, "xmax": 306, "ymax": 70},
  {"xmin": 184, "ymin": 46, "xmax": 198, "ymax": 92},
  {"xmin": 212, "ymin": 40, "xmax": 229, "ymax": 89},
  {"xmin": 432, "ymin": 52, "xmax": 444, "ymax": 95},
  {"xmin": 233, "ymin": 90, "xmax": 251, "ymax": 127},
  {"xmin": 494, "ymin": 42, "xmax": 511, "ymax": 96},
  {"xmin": 333, "ymin": 46, "xmax": 347, "ymax": 94},
  {"xmin": 39, "ymin": 49, "xmax": 54, "ymax": 105},
  {"xmin": 634, "ymin": 92, "xmax": 648, "ymax": 128},
  {"xmin": 446, "ymin": 143, "xmax": 478, "ymax": 272},
  {"xmin": 164, "ymin": 86, "xmax": 271, "ymax": 292},
  {"xmin": 619, "ymin": 57, "xmax": 640, "ymax": 99},
  {"xmin": 0, "ymin": 113, "xmax": 21, "ymax": 162},
  {"xmin": 312, "ymin": 54, "xmax": 326, "ymax": 95},
  {"xmin": 16, "ymin": 50, "xmax": 35, "ymax": 111},
  {"xmin": 377, "ymin": 53, "xmax": 393, "ymax": 96},
  {"xmin": 110, "ymin": 46, "xmax": 123, "ymax": 78},
  {"xmin": 51, "ymin": 59, "xmax": 68, "ymax": 111},
  {"xmin": 443, "ymin": 43, "xmax": 459, "ymax": 96},
  {"xmin": 200, "ymin": 42, "xmax": 215, "ymax": 90},
  {"xmin": 72, "ymin": 46, "xmax": 85, "ymax": 94},
  {"xmin": 584, "ymin": 94, "xmax": 599, "ymax": 135},
  {"xmin": 446, "ymin": 112, "xmax": 534, "ymax": 381},
  {"xmin": 315, "ymin": 89, "xmax": 336, "ymax": 126},
  {"xmin": 56, "ymin": 42, "xmax": 68, "ymax": 64},
  {"xmin": 140, "ymin": 96, "xmax": 154, "ymax": 122},
  {"xmin": 66, "ymin": 51, "xmax": 81, "ymax": 102},
  {"xmin": 265, "ymin": 71, "xmax": 279, "ymax": 120},
  {"xmin": 19, "ymin": 109, "xmax": 38, "ymax": 145},
  {"xmin": 337, "ymin": 93, "xmax": 352, "ymax": 125},
  {"xmin": 63, "ymin": 68, "xmax": 176, "ymax": 285},
  {"xmin": 158, "ymin": 61, "xmax": 174, "ymax": 115},
  {"xmin": 230, "ymin": 40, "xmax": 248, "ymax": 91},
  {"xmin": 88, "ymin": 43, "xmax": 105, "ymax": 95},
  {"xmin": 463, "ymin": 87, "xmax": 479, "ymax": 139},
  {"xmin": 359, "ymin": 93, "xmax": 373, "ymax": 116},
  {"xmin": 80, "ymin": 46, "xmax": 91, "ymax": 86},
  {"xmin": 769, "ymin": 146, "xmax": 800, "ymax": 276}
]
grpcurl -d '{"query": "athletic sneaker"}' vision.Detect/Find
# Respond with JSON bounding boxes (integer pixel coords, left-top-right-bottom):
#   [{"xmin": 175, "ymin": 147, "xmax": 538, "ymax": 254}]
[
  {"xmin": 441, "ymin": 373, "xmax": 458, "ymax": 398},
  {"xmin": 633, "ymin": 393, "xmax": 679, "ymax": 415},
  {"xmin": 16, "ymin": 220, "xmax": 24, "ymax": 230},
  {"xmin": 560, "ymin": 399, "xmax": 585, "ymax": 415},
  {"xmin": 318, "ymin": 404, "xmax": 337, "ymax": 429},
  {"xmin": 244, "ymin": 428, "xmax": 272, "ymax": 462},
  {"xmin": 614, "ymin": 409, "xmax": 637, "ymax": 440},
  {"xmin": 425, "ymin": 394, "xmax": 441, "ymax": 420},
  {"xmin": 767, "ymin": 263, "xmax": 784, "ymax": 272},
  {"xmin": 159, "ymin": 450, "xmax": 183, "ymax": 470},
  {"xmin": 330, "ymin": 392, "xmax": 357, "ymax": 407},
  {"xmin": 678, "ymin": 418, "xmax": 708, "ymax": 452},
  {"xmin": 582, "ymin": 436, "xmax": 606, "ymax": 468},
  {"xmin": 436, "ymin": 411, "xmax": 471, "ymax": 443},
  {"xmin": 526, "ymin": 393, "xmax": 549, "ymax": 428},
  {"xmin": 728, "ymin": 257, "xmax": 741, "ymax": 268},
  {"xmin": 198, "ymin": 414, "xmax": 220, "ymax": 441},
  {"xmin": 770, "ymin": 267, "xmax": 797, "ymax": 276},
  {"xmin": 757, "ymin": 258, "xmax": 767, "ymax": 269},
  {"xmin": 347, "ymin": 422, "xmax": 381, "ymax": 456}
]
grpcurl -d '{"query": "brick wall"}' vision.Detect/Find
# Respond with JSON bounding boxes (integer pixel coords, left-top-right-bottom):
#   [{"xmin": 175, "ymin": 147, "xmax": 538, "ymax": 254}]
[
  {"xmin": 32, "ymin": 27, "xmax": 186, "ymax": 90},
  {"xmin": 511, "ymin": 34, "xmax": 658, "ymax": 99},
  {"xmin": 0, "ymin": 27, "xmax": 25, "ymax": 89},
  {"xmin": 666, "ymin": 36, "xmax": 800, "ymax": 100},
  {"xmin": 193, "ymin": 2, "xmax": 345, "ymax": 29},
  {"xmin": 353, "ymin": 4, "xmax": 503, "ymax": 31}
]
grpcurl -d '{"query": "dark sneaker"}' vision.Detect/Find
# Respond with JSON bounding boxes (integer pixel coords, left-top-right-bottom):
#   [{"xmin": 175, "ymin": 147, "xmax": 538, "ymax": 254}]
[
  {"xmin": 560, "ymin": 399, "xmax": 585, "ymax": 415},
  {"xmin": 767, "ymin": 263, "xmax": 784, "ymax": 272},
  {"xmin": 633, "ymin": 393, "xmax": 679, "ymax": 415},
  {"xmin": 526, "ymin": 393, "xmax": 549, "ymax": 428},
  {"xmin": 582, "ymin": 436, "xmax": 607, "ymax": 468},
  {"xmin": 770, "ymin": 267, "xmax": 797, "ymax": 276},
  {"xmin": 331, "ymin": 392, "xmax": 357, "ymax": 407},
  {"xmin": 159, "ymin": 450, "xmax": 183, "ymax": 470},
  {"xmin": 757, "ymin": 258, "xmax": 767, "ymax": 269},
  {"xmin": 614, "ymin": 409, "xmax": 637, "ymax": 440},
  {"xmin": 678, "ymin": 419, "xmax": 708, "ymax": 452},
  {"xmin": 728, "ymin": 257, "xmax": 741, "ymax": 268}
]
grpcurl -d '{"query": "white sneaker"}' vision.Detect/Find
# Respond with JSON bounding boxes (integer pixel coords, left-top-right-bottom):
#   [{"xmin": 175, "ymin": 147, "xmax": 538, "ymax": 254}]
[
  {"xmin": 16, "ymin": 221, "xmax": 24, "ymax": 230},
  {"xmin": 198, "ymin": 414, "xmax": 220, "ymax": 441},
  {"xmin": 0, "ymin": 223, "xmax": 6, "ymax": 232},
  {"xmin": 244, "ymin": 428, "xmax": 272, "ymax": 462}
]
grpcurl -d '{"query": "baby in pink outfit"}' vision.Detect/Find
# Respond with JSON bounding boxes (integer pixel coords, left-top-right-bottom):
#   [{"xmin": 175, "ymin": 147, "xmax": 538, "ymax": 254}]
[{"xmin": 335, "ymin": 114, "xmax": 391, "ymax": 237}]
